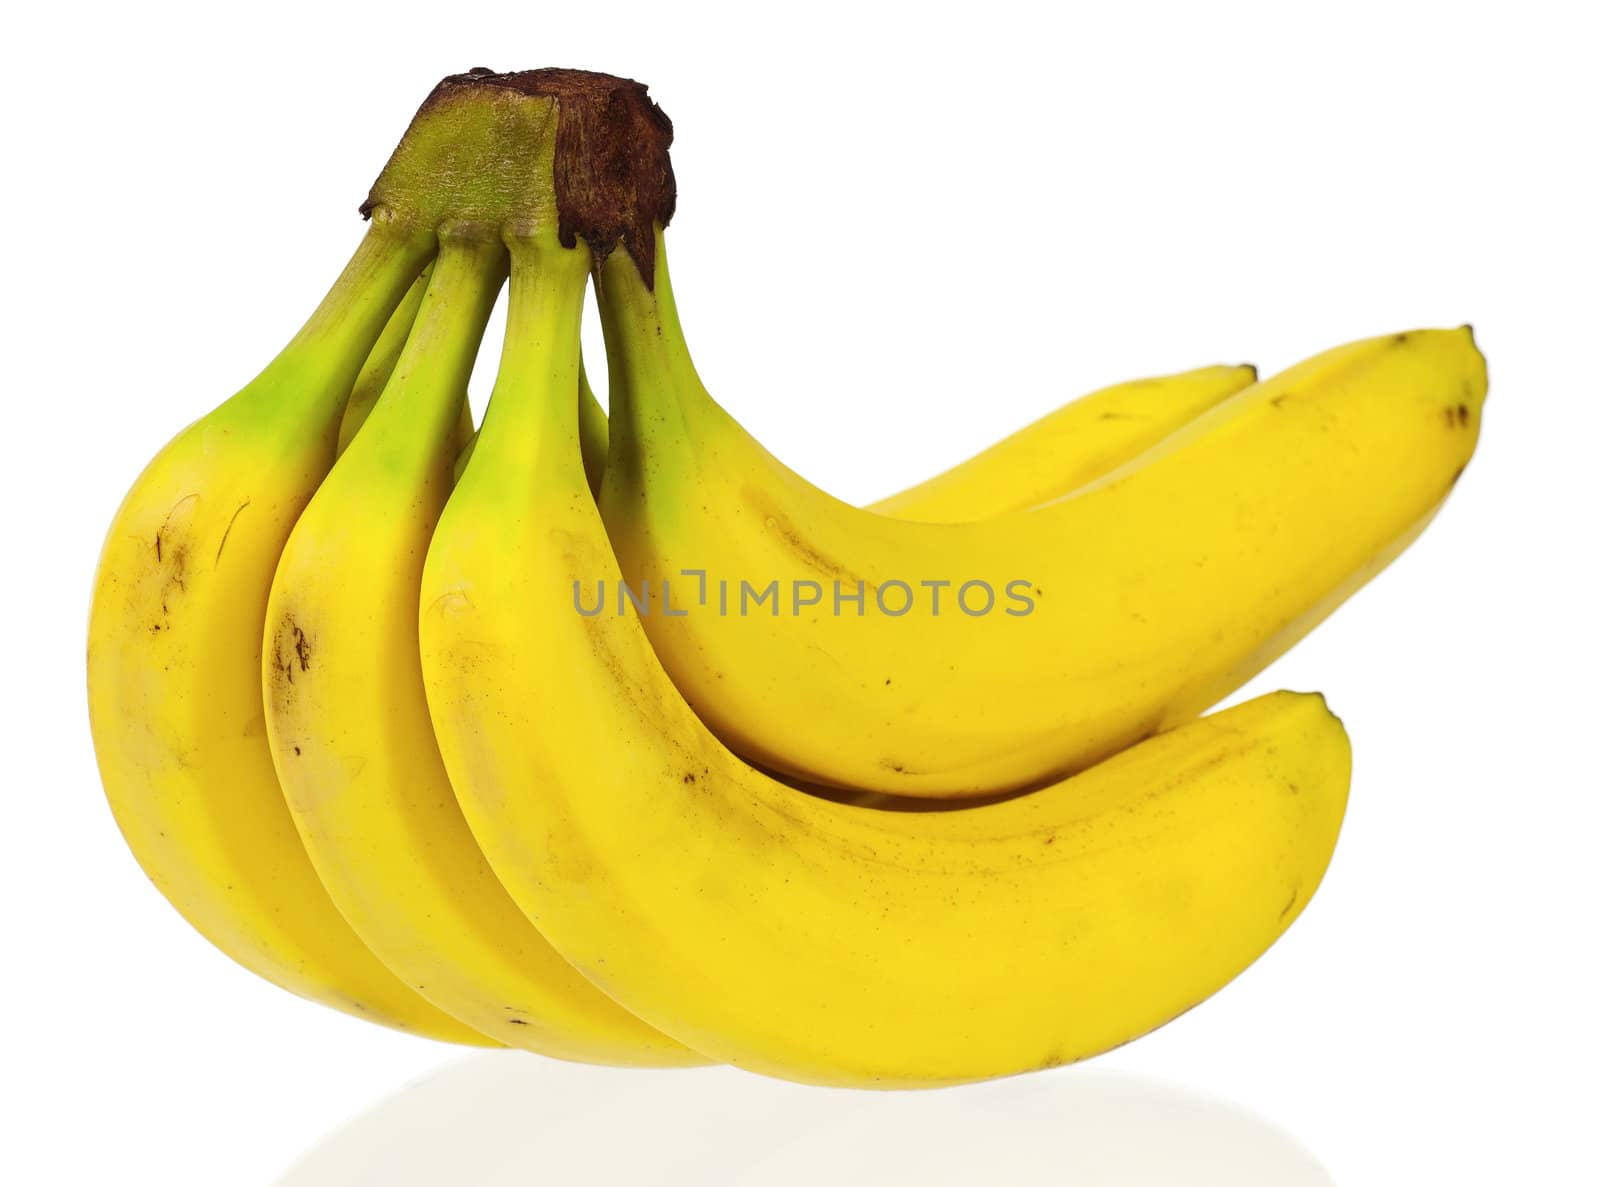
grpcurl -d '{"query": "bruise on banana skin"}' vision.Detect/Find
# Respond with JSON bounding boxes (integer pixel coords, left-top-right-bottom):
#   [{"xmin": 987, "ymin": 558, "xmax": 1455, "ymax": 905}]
[
  {"xmin": 1279, "ymin": 886, "xmax": 1300, "ymax": 921},
  {"xmin": 266, "ymin": 614, "xmax": 315, "ymax": 711},
  {"xmin": 144, "ymin": 494, "xmax": 255, "ymax": 636},
  {"xmin": 145, "ymin": 494, "xmax": 199, "ymax": 635},
  {"xmin": 214, "ymin": 499, "xmax": 251, "ymax": 562},
  {"xmin": 741, "ymin": 486, "xmax": 870, "ymax": 589}
]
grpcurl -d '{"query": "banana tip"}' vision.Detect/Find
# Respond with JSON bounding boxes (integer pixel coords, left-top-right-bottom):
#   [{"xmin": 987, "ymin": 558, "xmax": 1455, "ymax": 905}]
[{"xmin": 1296, "ymin": 689, "xmax": 1343, "ymax": 729}]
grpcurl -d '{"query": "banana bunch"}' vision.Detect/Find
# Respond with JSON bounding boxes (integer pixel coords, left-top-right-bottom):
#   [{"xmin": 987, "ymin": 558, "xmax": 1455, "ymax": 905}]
[{"xmin": 87, "ymin": 68, "xmax": 1484, "ymax": 1088}]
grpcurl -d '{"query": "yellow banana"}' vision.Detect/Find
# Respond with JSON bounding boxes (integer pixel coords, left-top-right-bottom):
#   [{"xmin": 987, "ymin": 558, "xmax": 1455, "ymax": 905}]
[
  {"xmin": 597, "ymin": 238, "xmax": 1485, "ymax": 795},
  {"xmin": 420, "ymin": 230, "xmax": 1353, "ymax": 1087},
  {"xmin": 87, "ymin": 220, "xmax": 490, "ymax": 1044},
  {"xmin": 866, "ymin": 362, "xmax": 1256, "ymax": 521}
]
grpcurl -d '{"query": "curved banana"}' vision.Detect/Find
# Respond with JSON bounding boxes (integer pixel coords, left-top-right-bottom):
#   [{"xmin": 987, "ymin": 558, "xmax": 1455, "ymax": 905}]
[
  {"xmin": 866, "ymin": 362, "xmax": 1256, "ymax": 521},
  {"xmin": 87, "ymin": 220, "xmax": 491, "ymax": 1043},
  {"xmin": 264, "ymin": 230, "xmax": 700, "ymax": 1066},
  {"xmin": 420, "ymin": 232, "xmax": 1353, "ymax": 1087},
  {"xmin": 597, "ymin": 238, "xmax": 1485, "ymax": 795}
]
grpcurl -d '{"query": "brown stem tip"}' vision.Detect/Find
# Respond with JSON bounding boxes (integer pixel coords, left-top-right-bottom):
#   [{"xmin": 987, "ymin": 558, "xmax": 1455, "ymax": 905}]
[{"xmin": 363, "ymin": 67, "xmax": 677, "ymax": 287}]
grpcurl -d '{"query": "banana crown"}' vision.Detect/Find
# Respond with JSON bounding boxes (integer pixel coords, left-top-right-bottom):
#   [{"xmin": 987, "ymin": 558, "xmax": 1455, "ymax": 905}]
[{"xmin": 362, "ymin": 67, "xmax": 675, "ymax": 277}]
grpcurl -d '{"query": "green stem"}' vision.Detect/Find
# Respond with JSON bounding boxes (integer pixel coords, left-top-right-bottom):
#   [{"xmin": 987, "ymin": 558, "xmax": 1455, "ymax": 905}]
[
  {"xmin": 594, "ymin": 227, "xmax": 706, "ymax": 480},
  {"xmin": 595, "ymin": 227, "xmax": 703, "ymax": 396},
  {"xmin": 358, "ymin": 233, "xmax": 507, "ymax": 468},
  {"xmin": 239, "ymin": 222, "xmax": 437, "ymax": 433},
  {"xmin": 286, "ymin": 222, "xmax": 438, "ymax": 365},
  {"xmin": 473, "ymin": 231, "xmax": 591, "ymax": 487},
  {"xmin": 339, "ymin": 262, "xmax": 436, "ymax": 453}
]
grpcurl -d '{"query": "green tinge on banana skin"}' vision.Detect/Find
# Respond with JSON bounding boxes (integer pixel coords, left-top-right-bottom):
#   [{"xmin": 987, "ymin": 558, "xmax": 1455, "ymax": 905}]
[{"xmin": 448, "ymin": 357, "xmax": 609, "ymax": 490}]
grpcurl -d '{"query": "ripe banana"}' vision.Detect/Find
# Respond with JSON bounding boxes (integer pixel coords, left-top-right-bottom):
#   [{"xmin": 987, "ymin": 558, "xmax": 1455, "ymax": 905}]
[
  {"xmin": 420, "ymin": 230, "xmax": 1353, "ymax": 1087},
  {"xmin": 866, "ymin": 362, "xmax": 1256, "ymax": 521},
  {"xmin": 597, "ymin": 240, "xmax": 1485, "ymax": 795},
  {"xmin": 264, "ymin": 226, "xmax": 702, "ymax": 1066},
  {"xmin": 87, "ymin": 220, "xmax": 491, "ymax": 1043}
]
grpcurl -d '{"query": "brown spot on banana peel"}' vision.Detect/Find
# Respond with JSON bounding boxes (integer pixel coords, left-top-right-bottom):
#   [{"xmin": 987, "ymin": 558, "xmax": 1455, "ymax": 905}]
[
  {"xmin": 1279, "ymin": 887, "xmax": 1300, "ymax": 921},
  {"xmin": 266, "ymin": 615, "xmax": 314, "ymax": 719},
  {"xmin": 147, "ymin": 494, "xmax": 200, "ymax": 633},
  {"xmin": 743, "ymin": 488, "xmax": 869, "ymax": 588},
  {"xmin": 1035, "ymin": 1048, "xmax": 1071, "ymax": 1072},
  {"xmin": 155, "ymin": 495, "xmax": 198, "ymax": 593}
]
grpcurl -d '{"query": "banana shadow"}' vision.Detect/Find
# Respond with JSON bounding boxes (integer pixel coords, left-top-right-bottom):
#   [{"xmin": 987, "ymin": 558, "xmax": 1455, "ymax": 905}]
[{"xmin": 272, "ymin": 1054, "xmax": 1334, "ymax": 1185}]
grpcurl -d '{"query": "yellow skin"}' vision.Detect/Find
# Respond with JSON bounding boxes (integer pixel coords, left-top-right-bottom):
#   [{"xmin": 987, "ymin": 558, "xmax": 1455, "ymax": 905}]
[
  {"xmin": 420, "ymin": 234, "xmax": 1353, "ymax": 1088},
  {"xmin": 264, "ymin": 232, "xmax": 699, "ymax": 1065},
  {"xmin": 867, "ymin": 362, "xmax": 1256, "ymax": 521},
  {"xmin": 449, "ymin": 356, "xmax": 1256, "ymax": 518},
  {"xmin": 598, "ymin": 237, "xmax": 1486, "ymax": 796},
  {"xmin": 86, "ymin": 220, "xmax": 490, "ymax": 1044}
]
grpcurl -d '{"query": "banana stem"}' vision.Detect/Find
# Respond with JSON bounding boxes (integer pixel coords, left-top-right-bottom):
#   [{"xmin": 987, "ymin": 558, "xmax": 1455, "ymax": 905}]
[
  {"xmin": 284, "ymin": 222, "xmax": 438, "ymax": 368},
  {"xmin": 594, "ymin": 227, "xmax": 702, "ymax": 404},
  {"xmin": 470, "ymin": 232, "xmax": 591, "ymax": 485},
  {"xmin": 356, "ymin": 233, "xmax": 507, "ymax": 470},
  {"xmin": 237, "ymin": 222, "xmax": 438, "ymax": 434},
  {"xmin": 339, "ymin": 262, "xmax": 436, "ymax": 454},
  {"xmin": 594, "ymin": 228, "xmax": 715, "ymax": 488}
]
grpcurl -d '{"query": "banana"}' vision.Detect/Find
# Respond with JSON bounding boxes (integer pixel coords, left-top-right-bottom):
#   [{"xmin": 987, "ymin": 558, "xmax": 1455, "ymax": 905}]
[
  {"xmin": 263, "ymin": 227, "xmax": 701, "ymax": 1066},
  {"xmin": 866, "ymin": 362, "xmax": 1256, "ymax": 521},
  {"xmin": 87, "ymin": 219, "xmax": 491, "ymax": 1043},
  {"xmin": 420, "ymin": 230, "xmax": 1353, "ymax": 1087},
  {"xmin": 597, "ymin": 238, "xmax": 1486, "ymax": 795}
]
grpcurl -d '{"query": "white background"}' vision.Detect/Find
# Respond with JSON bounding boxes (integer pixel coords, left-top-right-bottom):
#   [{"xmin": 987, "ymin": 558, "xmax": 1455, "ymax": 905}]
[{"xmin": 3, "ymin": 2, "xmax": 1596, "ymax": 1183}]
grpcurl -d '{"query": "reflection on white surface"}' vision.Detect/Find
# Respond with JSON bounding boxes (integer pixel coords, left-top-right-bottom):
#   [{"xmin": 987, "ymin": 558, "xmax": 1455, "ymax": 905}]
[{"xmin": 274, "ymin": 1054, "xmax": 1333, "ymax": 1186}]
